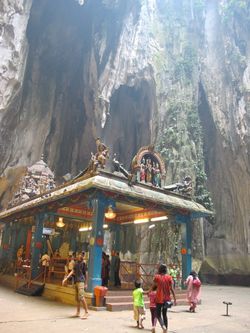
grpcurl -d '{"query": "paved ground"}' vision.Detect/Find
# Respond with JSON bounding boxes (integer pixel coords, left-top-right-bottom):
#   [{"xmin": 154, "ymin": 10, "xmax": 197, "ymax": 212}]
[{"xmin": 0, "ymin": 284, "xmax": 249, "ymax": 333}]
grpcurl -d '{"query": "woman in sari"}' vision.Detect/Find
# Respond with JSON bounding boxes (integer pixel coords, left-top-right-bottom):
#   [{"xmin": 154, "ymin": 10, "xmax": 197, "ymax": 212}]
[{"xmin": 185, "ymin": 270, "xmax": 201, "ymax": 312}]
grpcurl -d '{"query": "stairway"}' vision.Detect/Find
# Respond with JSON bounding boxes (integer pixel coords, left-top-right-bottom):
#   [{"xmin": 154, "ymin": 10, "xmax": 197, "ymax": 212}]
[
  {"xmin": 16, "ymin": 282, "xmax": 45, "ymax": 296},
  {"xmin": 106, "ymin": 289, "xmax": 187, "ymax": 311}
]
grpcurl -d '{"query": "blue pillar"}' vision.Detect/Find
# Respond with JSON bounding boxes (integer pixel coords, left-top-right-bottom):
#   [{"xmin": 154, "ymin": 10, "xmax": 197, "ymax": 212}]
[
  {"xmin": 176, "ymin": 214, "xmax": 192, "ymax": 287},
  {"xmin": 1, "ymin": 223, "xmax": 11, "ymax": 259},
  {"xmin": 9, "ymin": 224, "xmax": 17, "ymax": 261},
  {"xmin": 185, "ymin": 217, "xmax": 192, "ymax": 277},
  {"xmin": 87, "ymin": 197, "xmax": 106, "ymax": 292},
  {"xmin": 31, "ymin": 213, "xmax": 44, "ymax": 279}
]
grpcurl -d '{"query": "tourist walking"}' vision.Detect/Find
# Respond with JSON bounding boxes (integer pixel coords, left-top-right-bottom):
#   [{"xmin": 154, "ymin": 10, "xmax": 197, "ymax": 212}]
[
  {"xmin": 185, "ymin": 270, "xmax": 201, "ymax": 312},
  {"xmin": 153, "ymin": 264, "xmax": 176, "ymax": 333},
  {"xmin": 62, "ymin": 252, "xmax": 89, "ymax": 319},
  {"xmin": 148, "ymin": 285, "xmax": 157, "ymax": 333},
  {"xmin": 133, "ymin": 280, "xmax": 146, "ymax": 329}
]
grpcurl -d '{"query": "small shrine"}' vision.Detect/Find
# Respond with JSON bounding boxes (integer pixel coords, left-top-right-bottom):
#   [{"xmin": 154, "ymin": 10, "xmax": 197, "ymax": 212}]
[
  {"xmin": 130, "ymin": 145, "xmax": 166, "ymax": 187},
  {"xmin": 9, "ymin": 156, "xmax": 56, "ymax": 207}
]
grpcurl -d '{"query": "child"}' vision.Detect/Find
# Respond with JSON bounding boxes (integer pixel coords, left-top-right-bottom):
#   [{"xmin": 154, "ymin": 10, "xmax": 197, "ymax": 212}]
[
  {"xmin": 148, "ymin": 285, "xmax": 157, "ymax": 333},
  {"xmin": 133, "ymin": 280, "xmax": 146, "ymax": 329}
]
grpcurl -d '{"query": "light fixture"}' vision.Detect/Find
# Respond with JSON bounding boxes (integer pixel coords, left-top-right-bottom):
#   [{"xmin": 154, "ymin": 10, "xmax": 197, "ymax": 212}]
[
  {"xmin": 150, "ymin": 215, "xmax": 168, "ymax": 222},
  {"xmin": 149, "ymin": 224, "xmax": 155, "ymax": 229},
  {"xmin": 79, "ymin": 226, "xmax": 92, "ymax": 232},
  {"xmin": 122, "ymin": 221, "xmax": 134, "ymax": 225},
  {"xmin": 56, "ymin": 217, "xmax": 65, "ymax": 228},
  {"xmin": 103, "ymin": 224, "xmax": 108, "ymax": 229},
  {"xmin": 79, "ymin": 227, "xmax": 89, "ymax": 232},
  {"xmin": 105, "ymin": 205, "xmax": 116, "ymax": 220},
  {"xmin": 134, "ymin": 218, "xmax": 149, "ymax": 224}
]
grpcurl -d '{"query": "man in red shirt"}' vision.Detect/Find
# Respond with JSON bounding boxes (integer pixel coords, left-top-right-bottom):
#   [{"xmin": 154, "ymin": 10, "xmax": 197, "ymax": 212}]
[{"xmin": 153, "ymin": 264, "xmax": 176, "ymax": 333}]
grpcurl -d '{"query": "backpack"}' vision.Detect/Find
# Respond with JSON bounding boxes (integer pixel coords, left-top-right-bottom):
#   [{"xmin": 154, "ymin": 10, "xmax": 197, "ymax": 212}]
[{"xmin": 192, "ymin": 278, "xmax": 201, "ymax": 288}]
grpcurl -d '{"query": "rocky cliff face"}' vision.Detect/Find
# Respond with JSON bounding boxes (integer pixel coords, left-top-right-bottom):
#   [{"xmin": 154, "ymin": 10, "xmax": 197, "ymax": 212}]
[{"xmin": 0, "ymin": 0, "xmax": 249, "ymax": 282}]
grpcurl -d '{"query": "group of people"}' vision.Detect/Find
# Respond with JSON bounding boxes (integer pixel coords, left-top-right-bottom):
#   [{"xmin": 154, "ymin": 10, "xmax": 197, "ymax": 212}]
[
  {"xmin": 18, "ymin": 245, "xmax": 201, "ymax": 330},
  {"xmin": 133, "ymin": 265, "xmax": 201, "ymax": 333},
  {"xmin": 101, "ymin": 251, "xmax": 121, "ymax": 287}
]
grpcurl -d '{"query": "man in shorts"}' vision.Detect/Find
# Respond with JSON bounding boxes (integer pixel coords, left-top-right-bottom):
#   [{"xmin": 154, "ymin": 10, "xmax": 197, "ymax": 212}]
[{"xmin": 63, "ymin": 252, "xmax": 89, "ymax": 319}]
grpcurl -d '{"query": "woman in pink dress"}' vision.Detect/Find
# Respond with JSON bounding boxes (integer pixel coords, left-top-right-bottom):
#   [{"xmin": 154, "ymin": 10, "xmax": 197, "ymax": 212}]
[{"xmin": 185, "ymin": 271, "xmax": 201, "ymax": 312}]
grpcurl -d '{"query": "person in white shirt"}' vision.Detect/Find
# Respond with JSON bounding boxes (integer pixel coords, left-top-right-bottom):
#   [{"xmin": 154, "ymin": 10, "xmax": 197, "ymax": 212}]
[{"xmin": 41, "ymin": 252, "xmax": 50, "ymax": 277}]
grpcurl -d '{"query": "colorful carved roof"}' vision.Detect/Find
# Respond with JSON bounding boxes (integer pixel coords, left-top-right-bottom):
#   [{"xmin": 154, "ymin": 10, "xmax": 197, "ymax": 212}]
[{"xmin": 0, "ymin": 171, "xmax": 213, "ymax": 222}]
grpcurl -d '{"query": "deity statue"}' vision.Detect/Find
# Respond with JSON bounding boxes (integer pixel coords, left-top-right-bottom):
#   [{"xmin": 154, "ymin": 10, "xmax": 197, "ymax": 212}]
[
  {"xmin": 151, "ymin": 161, "xmax": 156, "ymax": 186},
  {"xmin": 87, "ymin": 152, "xmax": 99, "ymax": 174},
  {"xmin": 145, "ymin": 159, "xmax": 152, "ymax": 183},
  {"xmin": 140, "ymin": 164, "xmax": 146, "ymax": 182},
  {"xmin": 164, "ymin": 176, "xmax": 192, "ymax": 196},
  {"xmin": 95, "ymin": 138, "xmax": 109, "ymax": 169},
  {"xmin": 154, "ymin": 163, "xmax": 161, "ymax": 187},
  {"xmin": 112, "ymin": 154, "xmax": 134, "ymax": 184},
  {"xmin": 181, "ymin": 176, "xmax": 192, "ymax": 195}
]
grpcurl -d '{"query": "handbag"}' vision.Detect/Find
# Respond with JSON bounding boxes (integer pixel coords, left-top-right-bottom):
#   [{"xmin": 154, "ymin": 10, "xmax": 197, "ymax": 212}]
[{"xmin": 163, "ymin": 301, "xmax": 173, "ymax": 309}]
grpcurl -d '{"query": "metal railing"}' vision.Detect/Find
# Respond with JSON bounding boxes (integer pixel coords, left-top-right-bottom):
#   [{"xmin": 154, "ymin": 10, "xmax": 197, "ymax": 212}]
[
  {"xmin": 15, "ymin": 259, "xmax": 47, "ymax": 290},
  {"xmin": 119, "ymin": 261, "xmax": 159, "ymax": 288},
  {"xmin": 119, "ymin": 261, "xmax": 182, "ymax": 289}
]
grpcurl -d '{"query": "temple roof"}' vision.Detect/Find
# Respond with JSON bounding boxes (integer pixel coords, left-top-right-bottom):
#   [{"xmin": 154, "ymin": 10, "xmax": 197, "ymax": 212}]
[
  {"xmin": 0, "ymin": 171, "xmax": 213, "ymax": 222},
  {"xmin": 28, "ymin": 157, "xmax": 54, "ymax": 178}
]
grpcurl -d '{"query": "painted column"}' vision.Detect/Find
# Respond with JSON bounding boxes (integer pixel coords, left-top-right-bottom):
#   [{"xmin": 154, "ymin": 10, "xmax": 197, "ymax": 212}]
[
  {"xmin": 176, "ymin": 214, "xmax": 192, "ymax": 287},
  {"xmin": 31, "ymin": 213, "xmax": 45, "ymax": 279},
  {"xmin": 9, "ymin": 224, "xmax": 17, "ymax": 261},
  {"xmin": 87, "ymin": 196, "xmax": 106, "ymax": 292}
]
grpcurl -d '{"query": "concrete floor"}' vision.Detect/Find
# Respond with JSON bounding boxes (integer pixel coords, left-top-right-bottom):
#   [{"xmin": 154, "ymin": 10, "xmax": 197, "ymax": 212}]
[{"xmin": 0, "ymin": 284, "xmax": 249, "ymax": 333}]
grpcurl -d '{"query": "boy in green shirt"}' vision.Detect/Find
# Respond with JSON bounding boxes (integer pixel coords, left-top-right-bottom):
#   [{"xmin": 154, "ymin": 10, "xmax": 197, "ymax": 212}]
[{"xmin": 133, "ymin": 280, "xmax": 146, "ymax": 328}]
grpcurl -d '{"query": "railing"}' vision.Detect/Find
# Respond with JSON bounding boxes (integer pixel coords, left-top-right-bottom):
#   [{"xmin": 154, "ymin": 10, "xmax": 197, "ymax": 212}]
[
  {"xmin": 119, "ymin": 261, "xmax": 159, "ymax": 288},
  {"xmin": 15, "ymin": 259, "xmax": 47, "ymax": 290},
  {"xmin": 0, "ymin": 257, "xmax": 15, "ymax": 275},
  {"xmin": 120, "ymin": 261, "xmax": 182, "ymax": 289},
  {"xmin": 48, "ymin": 257, "xmax": 67, "ymax": 281},
  {"xmin": 136, "ymin": 263, "xmax": 159, "ymax": 288},
  {"xmin": 119, "ymin": 261, "xmax": 138, "ymax": 286}
]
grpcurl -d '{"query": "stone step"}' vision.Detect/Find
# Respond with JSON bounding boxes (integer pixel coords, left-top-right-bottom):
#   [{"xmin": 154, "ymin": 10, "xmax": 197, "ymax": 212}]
[
  {"xmin": 107, "ymin": 289, "xmax": 186, "ymax": 296},
  {"xmin": 106, "ymin": 295, "xmax": 134, "ymax": 303},
  {"xmin": 106, "ymin": 301, "xmax": 149, "ymax": 312},
  {"xmin": 106, "ymin": 294, "xmax": 187, "ymax": 303},
  {"xmin": 106, "ymin": 299, "xmax": 188, "ymax": 311},
  {"xmin": 106, "ymin": 290, "xmax": 188, "ymax": 312}
]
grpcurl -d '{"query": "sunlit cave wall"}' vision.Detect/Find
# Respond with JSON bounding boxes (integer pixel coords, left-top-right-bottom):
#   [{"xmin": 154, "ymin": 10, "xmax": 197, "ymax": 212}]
[
  {"xmin": 0, "ymin": 0, "xmax": 250, "ymax": 283},
  {"xmin": 0, "ymin": 0, "xmax": 148, "ymax": 178},
  {"xmin": 198, "ymin": 0, "xmax": 250, "ymax": 284}
]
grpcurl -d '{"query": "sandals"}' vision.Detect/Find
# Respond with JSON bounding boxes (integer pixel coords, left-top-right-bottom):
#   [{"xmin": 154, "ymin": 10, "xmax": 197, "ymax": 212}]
[{"xmin": 81, "ymin": 312, "xmax": 89, "ymax": 320}]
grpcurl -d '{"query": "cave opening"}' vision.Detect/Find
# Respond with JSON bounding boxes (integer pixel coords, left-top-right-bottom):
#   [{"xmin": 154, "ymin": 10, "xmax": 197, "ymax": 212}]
[{"xmin": 103, "ymin": 80, "xmax": 155, "ymax": 169}]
